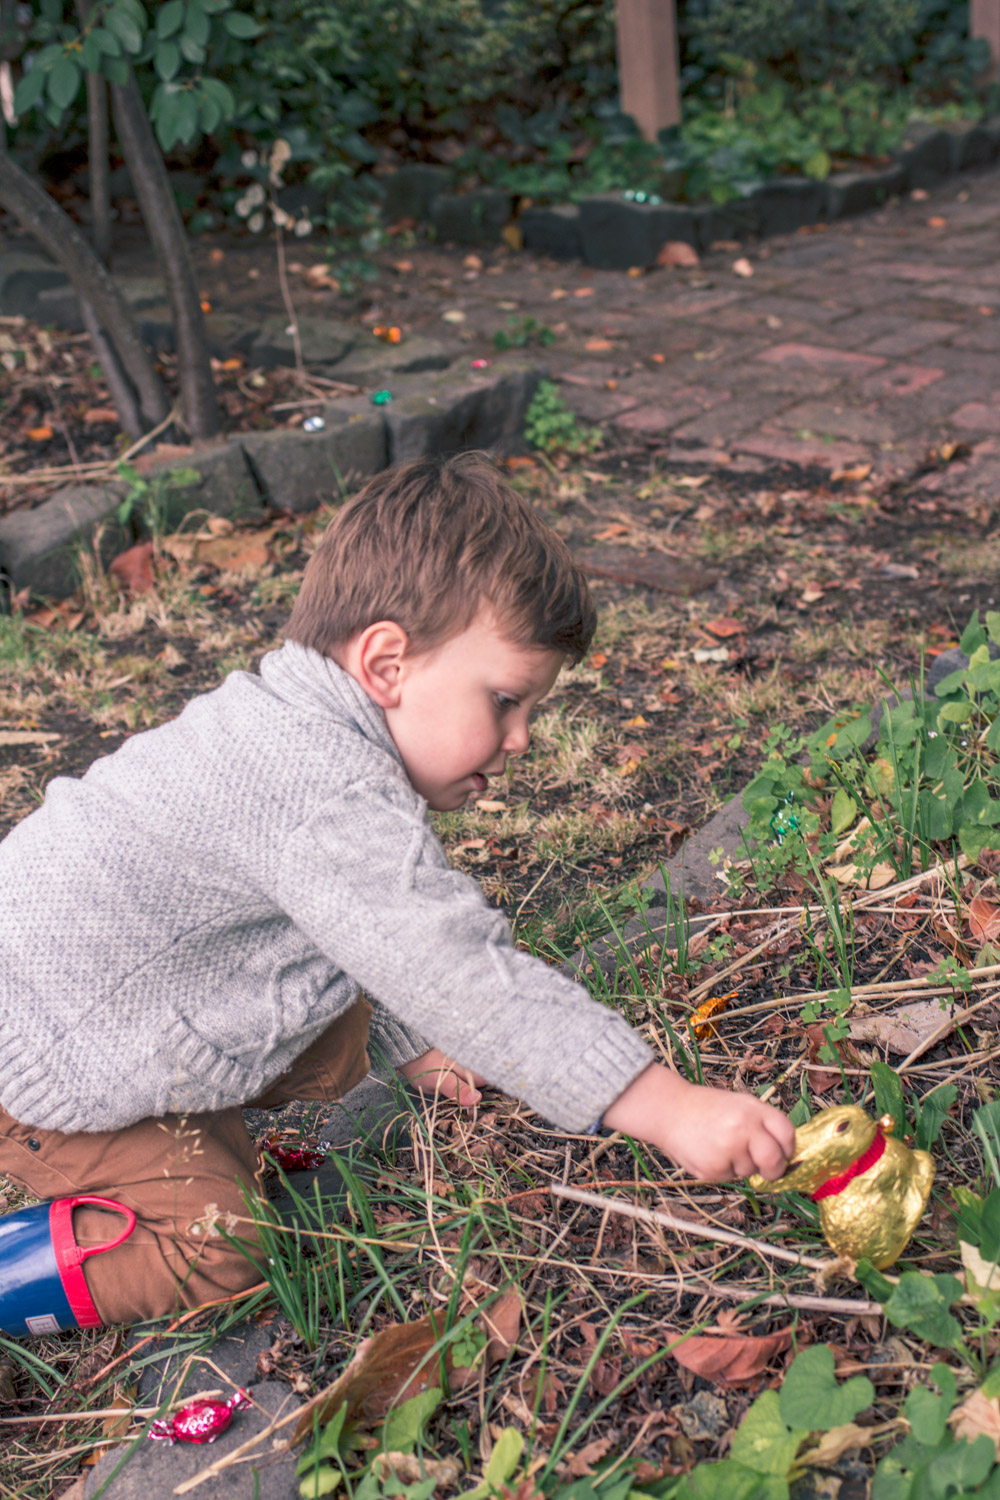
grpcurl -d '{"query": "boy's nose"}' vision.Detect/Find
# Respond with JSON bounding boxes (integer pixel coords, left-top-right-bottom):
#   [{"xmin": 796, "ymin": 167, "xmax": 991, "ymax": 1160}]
[{"xmin": 503, "ymin": 719, "xmax": 531, "ymax": 755}]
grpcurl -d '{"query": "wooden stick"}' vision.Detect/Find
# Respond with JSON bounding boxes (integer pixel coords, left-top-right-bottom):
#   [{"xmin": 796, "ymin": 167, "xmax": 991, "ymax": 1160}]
[
  {"xmin": 550, "ymin": 1181, "xmax": 829, "ymax": 1271},
  {"xmin": 0, "ymin": 1389, "xmax": 222, "ymax": 1426}
]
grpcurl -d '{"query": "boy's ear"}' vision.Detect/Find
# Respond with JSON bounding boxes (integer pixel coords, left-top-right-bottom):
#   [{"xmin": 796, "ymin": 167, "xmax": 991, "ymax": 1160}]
[{"xmin": 345, "ymin": 620, "xmax": 410, "ymax": 708}]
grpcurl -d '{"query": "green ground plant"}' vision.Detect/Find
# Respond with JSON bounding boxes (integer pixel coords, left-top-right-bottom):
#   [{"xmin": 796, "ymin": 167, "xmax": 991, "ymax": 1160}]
[
  {"xmin": 524, "ymin": 381, "xmax": 602, "ymax": 456},
  {"xmin": 742, "ymin": 611, "xmax": 1000, "ymax": 896}
]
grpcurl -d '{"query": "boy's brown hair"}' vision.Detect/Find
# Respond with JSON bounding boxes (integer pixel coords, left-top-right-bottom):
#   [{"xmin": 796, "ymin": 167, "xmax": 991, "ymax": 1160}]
[{"xmin": 286, "ymin": 452, "xmax": 596, "ymax": 662}]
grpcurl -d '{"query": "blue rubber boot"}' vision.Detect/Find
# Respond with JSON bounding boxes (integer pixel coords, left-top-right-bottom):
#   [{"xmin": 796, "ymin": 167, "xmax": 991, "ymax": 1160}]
[{"xmin": 0, "ymin": 1195, "xmax": 136, "ymax": 1336}]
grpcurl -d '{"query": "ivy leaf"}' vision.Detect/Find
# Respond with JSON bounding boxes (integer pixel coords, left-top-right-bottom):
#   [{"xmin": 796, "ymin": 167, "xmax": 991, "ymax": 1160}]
[
  {"xmin": 376, "ymin": 1387, "xmax": 443, "ymax": 1455},
  {"xmin": 154, "ymin": 40, "xmax": 181, "ymax": 80},
  {"xmin": 105, "ymin": 6, "xmax": 143, "ymax": 53},
  {"xmin": 463, "ymin": 1427, "xmax": 523, "ymax": 1500},
  {"xmin": 883, "ymin": 1272, "xmax": 963, "ymax": 1348},
  {"xmin": 924, "ymin": 1434, "xmax": 996, "ymax": 1493},
  {"xmin": 830, "ymin": 788, "xmax": 857, "ymax": 837},
  {"xmin": 903, "ymin": 1385, "xmax": 950, "ymax": 1447},
  {"xmin": 185, "ymin": 3, "xmax": 210, "ymax": 47},
  {"xmin": 778, "ymin": 1348, "xmax": 874, "ymax": 1433},
  {"xmin": 673, "ymin": 1460, "xmax": 788, "ymax": 1500},
  {"xmin": 47, "ymin": 54, "xmax": 81, "ymax": 109},
  {"xmin": 730, "ymin": 1391, "xmax": 807, "ymax": 1477},
  {"xmin": 13, "ymin": 66, "xmax": 47, "ymax": 114},
  {"xmin": 156, "ymin": 0, "xmax": 184, "ymax": 38},
  {"xmin": 223, "ymin": 10, "xmax": 265, "ymax": 37},
  {"xmin": 299, "ymin": 1467, "xmax": 342, "ymax": 1498}
]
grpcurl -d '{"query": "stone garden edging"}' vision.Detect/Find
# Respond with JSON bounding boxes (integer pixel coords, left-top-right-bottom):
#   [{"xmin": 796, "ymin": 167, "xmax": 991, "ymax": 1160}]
[
  {"xmin": 0, "ymin": 358, "xmax": 545, "ymax": 603},
  {"xmin": 381, "ymin": 116, "xmax": 1000, "ymax": 267}
]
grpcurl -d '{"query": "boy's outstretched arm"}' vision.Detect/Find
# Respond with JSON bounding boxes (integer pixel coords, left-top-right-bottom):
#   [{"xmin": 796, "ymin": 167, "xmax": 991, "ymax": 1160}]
[{"xmin": 602, "ymin": 1063, "xmax": 795, "ymax": 1182}]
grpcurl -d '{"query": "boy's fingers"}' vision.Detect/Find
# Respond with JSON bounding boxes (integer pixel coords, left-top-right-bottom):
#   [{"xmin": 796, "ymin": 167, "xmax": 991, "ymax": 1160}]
[{"xmin": 751, "ymin": 1130, "xmax": 791, "ymax": 1181}]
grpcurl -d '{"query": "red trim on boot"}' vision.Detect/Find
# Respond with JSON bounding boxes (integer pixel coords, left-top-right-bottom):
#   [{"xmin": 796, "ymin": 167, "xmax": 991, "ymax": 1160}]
[{"xmin": 49, "ymin": 1197, "xmax": 137, "ymax": 1328}]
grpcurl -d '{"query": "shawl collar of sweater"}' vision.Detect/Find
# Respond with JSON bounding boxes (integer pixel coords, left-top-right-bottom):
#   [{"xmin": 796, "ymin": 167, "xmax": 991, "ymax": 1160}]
[{"xmin": 260, "ymin": 640, "xmax": 403, "ymax": 767}]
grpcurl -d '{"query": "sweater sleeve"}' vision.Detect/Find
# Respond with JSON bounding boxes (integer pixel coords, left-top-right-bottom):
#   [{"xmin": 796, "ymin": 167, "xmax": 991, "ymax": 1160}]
[
  {"xmin": 366, "ymin": 996, "xmax": 431, "ymax": 1070},
  {"xmin": 274, "ymin": 777, "xmax": 652, "ymax": 1134}
]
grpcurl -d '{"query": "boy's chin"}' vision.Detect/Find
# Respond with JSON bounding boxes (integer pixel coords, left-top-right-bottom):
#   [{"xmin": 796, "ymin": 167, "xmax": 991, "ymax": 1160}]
[{"xmin": 425, "ymin": 787, "xmax": 472, "ymax": 812}]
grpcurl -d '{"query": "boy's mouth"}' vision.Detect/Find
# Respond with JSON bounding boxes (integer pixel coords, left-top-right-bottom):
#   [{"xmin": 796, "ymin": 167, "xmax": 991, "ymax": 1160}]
[{"xmin": 470, "ymin": 773, "xmax": 488, "ymax": 793}]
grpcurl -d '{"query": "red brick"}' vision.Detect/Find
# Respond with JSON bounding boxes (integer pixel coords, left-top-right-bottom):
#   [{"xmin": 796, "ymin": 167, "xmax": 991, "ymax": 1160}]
[
  {"xmin": 859, "ymin": 363, "xmax": 945, "ymax": 397},
  {"xmin": 860, "ymin": 321, "xmax": 960, "ymax": 357},
  {"xmin": 731, "ymin": 428, "xmax": 872, "ymax": 469},
  {"xmin": 917, "ymin": 283, "xmax": 1000, "ymax": 308},
  {"xmin": 950, "ymin": 403, "xmax": 1000, "ymax": 433},
  {"xmin": 614, "ymin": 400, "xmax": 709, "ymax": 434},
  {"xmin": 578, "ymin": 546, "xmax": 717, "ymax": 596},
  {"xmin": 771, "ymin": 399, "xmax": 896, "ymax": 443},
  {"xmin": 755, "ymin": 342, "xmax": 886, "ymax": 374},
  {"xmin": 862, "ymin": 261, "xmax": 959, "ymax": 282}
]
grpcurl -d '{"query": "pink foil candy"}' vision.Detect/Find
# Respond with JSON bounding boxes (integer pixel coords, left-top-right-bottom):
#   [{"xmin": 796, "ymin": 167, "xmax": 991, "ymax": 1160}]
[{"xmin": 149, "ymin": 1388, "xmax": 251, "ymax": 1444}]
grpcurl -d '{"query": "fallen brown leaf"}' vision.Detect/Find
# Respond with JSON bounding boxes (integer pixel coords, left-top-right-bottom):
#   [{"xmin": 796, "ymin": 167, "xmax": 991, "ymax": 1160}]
[
  {"xmin": 373, "ymin": 1453, "xmax": 464, "ymax": 1489},
  {"xmin": 950, "ymin": 1389, "xmax": 1000, "ymax": 1459},
  {"xmin": 800, "ymin": 1423, "xmax": 874, "ymax": 1466},
  {"xmin": 481, "ymin": 1290, "xmax": 522, "ymax": 1364},
  {"xmin": 704, "ymin": 616, "xmax": 746, "ymax": 639},
  {"xmin": 849, "ymin": 998, "xmax": 956, "ymax": 1056},
  {"xmin": 108, "ymin": 540, "xmax": 156, "ymax": 595},
  {"xmin": 657, "ymin": 241, "xmax": 700, "ymax": 269},
  {"xmin": 564, "ymin": 1438, "xmax": 614, "ymax": 1476},
  {"xmin": 831, "ymin": 462, "xmax": 873, "ymax": 483},
  {"xmin": 667, "ymin": 1325, "xmax": 792, "ymax": 1385},
  {"xmin": 969, "ymin": 895, "xmax": 1000, "ymax": 943},
  {"xmin": 82, "ymin": 407, "xmax": 119, "ymax": 425},
  {"xmin": 585, "ymin": 337, "xmax": 614, "ymax": 352}
]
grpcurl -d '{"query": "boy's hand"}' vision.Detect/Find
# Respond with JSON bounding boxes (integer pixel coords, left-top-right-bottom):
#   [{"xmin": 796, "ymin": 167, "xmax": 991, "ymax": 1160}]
[
  {"xmin": 398, "ymin": 1047, "xmax": 487, "ymax": 1107},
  {"xmin": 602, "ymin": 1064, "xmax": 795, "ymax": 1182}
]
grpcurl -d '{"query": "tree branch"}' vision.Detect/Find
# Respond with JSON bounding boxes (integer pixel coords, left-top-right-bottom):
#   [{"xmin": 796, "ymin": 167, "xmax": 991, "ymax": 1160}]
[
  {"xmin": 0, "ymin": 151, "xmax": 169, "ymax": 430},
  {"xmin": 111, "ymin": 71, "xmax": 220, "ymax": 441}
]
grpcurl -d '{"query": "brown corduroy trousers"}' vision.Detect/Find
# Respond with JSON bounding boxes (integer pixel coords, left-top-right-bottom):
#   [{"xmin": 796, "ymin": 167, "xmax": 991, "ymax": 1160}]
[{"xmin": 0, "ymin": 998, "xmax": 372, "ymax": 1326}]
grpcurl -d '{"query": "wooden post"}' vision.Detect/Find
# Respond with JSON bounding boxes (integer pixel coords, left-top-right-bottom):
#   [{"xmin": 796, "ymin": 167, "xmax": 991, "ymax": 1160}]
[
  {"xmin": 615, "ymin": 0, "xmax": 681, "ymax": 141},
  {"xmin": 971, "ymin": 0, "xmax": 1000, "ymax": 80}
]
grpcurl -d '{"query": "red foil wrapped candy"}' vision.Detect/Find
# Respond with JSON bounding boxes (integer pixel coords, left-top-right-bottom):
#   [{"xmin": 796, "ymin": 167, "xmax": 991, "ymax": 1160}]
[
  {"xmin": 260, "ymin": 1136, "xmax": 327, "ymax": 1173},
  {"xmin": 149, "ymin": 1388, "xmax": 251, "ymax": 1444}
]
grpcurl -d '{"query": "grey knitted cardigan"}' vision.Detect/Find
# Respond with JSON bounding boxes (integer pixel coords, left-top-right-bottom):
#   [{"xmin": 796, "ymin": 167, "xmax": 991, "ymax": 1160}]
[{"xmin": 0, "ymin": 642, "xmax": 651, "ymax": 1135}]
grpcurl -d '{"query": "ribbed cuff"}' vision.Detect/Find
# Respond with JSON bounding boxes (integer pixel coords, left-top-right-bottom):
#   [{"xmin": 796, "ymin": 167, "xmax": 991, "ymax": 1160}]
[{"xmin": 366, "ymin": 998, "xmax": 431, "ymax": 1070}]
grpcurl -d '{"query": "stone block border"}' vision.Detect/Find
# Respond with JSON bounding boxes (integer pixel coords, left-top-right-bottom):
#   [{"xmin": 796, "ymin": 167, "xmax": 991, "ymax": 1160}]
[
  {"xmin": 381, "ymin": 115, "xmax": 1000, "ymax": 265},
  {"xmin": 0, "ymin": 360, "xmax": 544, "ymax": 604}
]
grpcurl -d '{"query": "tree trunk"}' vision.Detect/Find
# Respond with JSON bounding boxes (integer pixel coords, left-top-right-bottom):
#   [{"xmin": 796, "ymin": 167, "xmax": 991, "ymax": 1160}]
[
  {"xmin": 79, "ymin": 19, "xmax": 112, "ymax": 263},
  {"xmin": 111, "ymin": 72, "xmax": 220, "ymax": 441},
  {"xmin": 0, "ymin": 151, "xmax": 170, "ymax": 431}
]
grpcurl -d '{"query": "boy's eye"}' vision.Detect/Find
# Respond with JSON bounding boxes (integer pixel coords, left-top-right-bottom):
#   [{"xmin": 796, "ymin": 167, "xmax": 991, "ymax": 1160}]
[{"xmin": 495, "ymin": 694, "xmax": 519, "ymax": 711}]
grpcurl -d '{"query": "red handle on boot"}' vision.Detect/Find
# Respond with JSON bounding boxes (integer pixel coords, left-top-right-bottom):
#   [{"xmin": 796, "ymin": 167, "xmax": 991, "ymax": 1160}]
[{"xmin": 49, "ymin": 1197, "xmax": 137, "ymax": 1328}]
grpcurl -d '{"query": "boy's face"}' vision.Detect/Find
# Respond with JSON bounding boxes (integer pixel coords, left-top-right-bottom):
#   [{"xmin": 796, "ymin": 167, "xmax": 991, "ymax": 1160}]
[{"xmin": 385, "ymin": 613, "xmax": 564, "ymax": 811}]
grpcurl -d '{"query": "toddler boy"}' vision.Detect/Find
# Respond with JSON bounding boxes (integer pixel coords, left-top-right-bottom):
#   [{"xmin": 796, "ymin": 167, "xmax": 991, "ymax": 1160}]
[{"xmin": 0, "ymin": 453, "xmax": 793, "ymax": 1330}]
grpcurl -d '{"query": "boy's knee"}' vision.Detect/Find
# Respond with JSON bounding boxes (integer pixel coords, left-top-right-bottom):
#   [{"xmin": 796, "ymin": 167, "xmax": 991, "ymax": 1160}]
[{"xmin": 77, "ymin": 1196, "xmax": 268, "ymax": 1326}]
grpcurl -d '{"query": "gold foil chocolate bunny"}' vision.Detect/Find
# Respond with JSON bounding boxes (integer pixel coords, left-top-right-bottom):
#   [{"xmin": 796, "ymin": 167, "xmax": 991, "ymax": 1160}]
[{"xmin": 749, "ymin": 1104, "xmax": 935, "ymax": 1269}]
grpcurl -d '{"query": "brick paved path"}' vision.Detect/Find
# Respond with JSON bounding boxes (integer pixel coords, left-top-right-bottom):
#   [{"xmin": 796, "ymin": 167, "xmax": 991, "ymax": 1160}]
[
  {"xmin": 347, "ymin": 166, "xmax": 1000, "ymax": 501},
  {"xmin": 515, "ymin": 171, "xmax": 1000, "ymax": 501}
]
